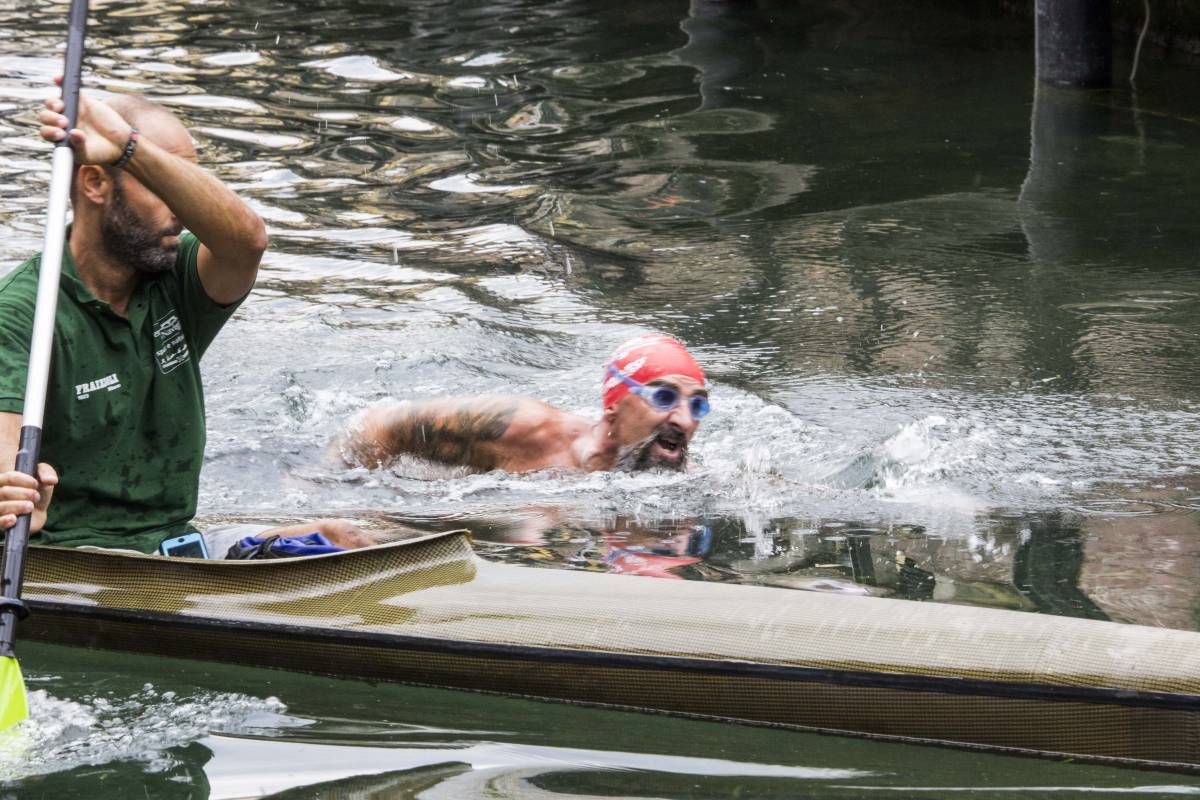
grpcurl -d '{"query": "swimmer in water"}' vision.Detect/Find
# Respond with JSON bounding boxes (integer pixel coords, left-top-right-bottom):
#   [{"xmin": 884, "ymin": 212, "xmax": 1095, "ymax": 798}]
[{"xmin": 336, "ymin": 334, "xmax": 709, "ymax": 474}]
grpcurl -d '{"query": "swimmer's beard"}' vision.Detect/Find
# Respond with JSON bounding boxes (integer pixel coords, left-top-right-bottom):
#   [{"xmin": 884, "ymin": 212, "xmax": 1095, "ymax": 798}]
[{"xmin": 614, "ymin": 426, "xmax": 689, "ymax": 473}]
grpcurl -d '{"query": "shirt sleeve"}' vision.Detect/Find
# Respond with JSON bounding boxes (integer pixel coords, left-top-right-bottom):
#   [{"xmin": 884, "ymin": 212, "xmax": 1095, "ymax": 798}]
[
  {"xmin": 170, "ymin": 232, "xmax": 250, "ymax": 360},
  {"xmin": 0, "ymin": 285, "xmax": 34, "ymax": 415}
]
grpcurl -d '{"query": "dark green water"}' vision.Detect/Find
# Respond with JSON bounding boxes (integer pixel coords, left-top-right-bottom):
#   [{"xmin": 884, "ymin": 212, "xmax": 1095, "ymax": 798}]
[
  {"xmin": 2, "ymin": 0, "xmax": 1200, "ymax": 794},
  {"xmin": 13, "ymin": 642, "xmax": 1200, "ymax": 799}
]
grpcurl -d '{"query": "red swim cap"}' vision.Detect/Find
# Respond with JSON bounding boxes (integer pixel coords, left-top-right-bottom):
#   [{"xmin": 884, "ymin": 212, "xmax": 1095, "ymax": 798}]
[{"xmin": 602, "ymin": 334, "xmax": 706, "ymax": 409}]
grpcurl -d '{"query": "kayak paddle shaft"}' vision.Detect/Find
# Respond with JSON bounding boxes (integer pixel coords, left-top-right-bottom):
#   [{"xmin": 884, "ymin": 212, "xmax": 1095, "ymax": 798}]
[{"xmin": 0, "ymin": 0, "xmax": 89, "ymax": 661}]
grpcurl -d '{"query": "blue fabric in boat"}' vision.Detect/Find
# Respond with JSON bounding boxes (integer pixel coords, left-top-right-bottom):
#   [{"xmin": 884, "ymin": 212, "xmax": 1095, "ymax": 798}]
[{"xmin": 228, "ymin": 531, "xmax": 345, "ymax": 559}]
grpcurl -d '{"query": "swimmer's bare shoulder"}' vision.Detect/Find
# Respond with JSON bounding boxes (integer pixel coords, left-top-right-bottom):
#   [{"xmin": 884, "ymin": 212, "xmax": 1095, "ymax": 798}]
[{"xmin": 332, "ymin": 395, "xmax": 579, "ymax": 473}]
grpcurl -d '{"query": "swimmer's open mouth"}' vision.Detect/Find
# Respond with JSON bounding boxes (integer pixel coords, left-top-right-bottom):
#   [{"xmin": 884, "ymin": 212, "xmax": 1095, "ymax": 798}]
[
  {"xmin": 616, "ymin": 428, "xmax": 688, "ymax": 472},
  {"xmin": 653, "ymin": 429, "xmax": 685, "ymax": 460}
]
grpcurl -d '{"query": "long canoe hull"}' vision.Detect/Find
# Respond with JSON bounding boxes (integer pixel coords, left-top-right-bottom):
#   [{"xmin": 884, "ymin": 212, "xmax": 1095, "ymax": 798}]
[{"xmin": 20, "ymin": 532, "xmax": 1200, "ymax": 771}]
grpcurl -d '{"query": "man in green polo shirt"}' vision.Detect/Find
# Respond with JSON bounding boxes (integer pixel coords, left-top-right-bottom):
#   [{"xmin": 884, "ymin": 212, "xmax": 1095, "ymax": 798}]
[{"xmin": 0, "ymin": 90, "xmax": 367, "ymax": 555}]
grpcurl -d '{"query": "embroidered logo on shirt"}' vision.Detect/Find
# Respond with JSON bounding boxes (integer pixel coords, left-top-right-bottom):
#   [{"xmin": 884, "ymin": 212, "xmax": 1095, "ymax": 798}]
[
  {"xmin": 76, "ymin": 373, "xmax": 122, "ymax": 400},
  {"xmin": 153, "ymin": 311, "xmax": 191, "ymax": 374}
]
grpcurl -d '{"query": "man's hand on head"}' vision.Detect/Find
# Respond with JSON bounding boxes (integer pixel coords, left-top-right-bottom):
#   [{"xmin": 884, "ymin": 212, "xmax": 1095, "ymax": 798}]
[
  {"xmin": 38, "ymin": 81, "xmax": 132, "ymax": 165},
  {"xmin": 0, "ymin": 463, "xmax": 58, "ymax": 533}
]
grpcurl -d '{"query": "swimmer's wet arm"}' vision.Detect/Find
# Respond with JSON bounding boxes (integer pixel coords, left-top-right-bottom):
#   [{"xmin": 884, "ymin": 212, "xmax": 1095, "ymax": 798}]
[{"xmin": 341, "ymin": 396, "xmax": 536, "ymax": 471}]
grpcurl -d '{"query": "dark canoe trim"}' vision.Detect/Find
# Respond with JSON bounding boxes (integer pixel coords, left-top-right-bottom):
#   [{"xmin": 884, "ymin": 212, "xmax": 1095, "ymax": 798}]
[
  {"xmin": 25, "ymin": 599, "xmax": 1200, "ymax": 713},
  {"xmin": 531, "ymin": 696, "xmax": 1200, "ymax": 776}
]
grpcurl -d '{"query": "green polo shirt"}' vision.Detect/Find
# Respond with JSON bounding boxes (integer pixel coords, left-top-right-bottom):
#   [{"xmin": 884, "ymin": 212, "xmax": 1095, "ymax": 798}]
[{"xmin": 0, "ymin": 232, "xmax": 243, "ymax": 553}]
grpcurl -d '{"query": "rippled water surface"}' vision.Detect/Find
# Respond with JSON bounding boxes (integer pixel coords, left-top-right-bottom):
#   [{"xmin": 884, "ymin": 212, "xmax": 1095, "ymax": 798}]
[
  {"xmin": 3, "ymin": 0, "xmax": 1200, "ymax": 795},
  {"xmin": 10, "ymin": 642, "xmax": 1200, "ymax": 799}
]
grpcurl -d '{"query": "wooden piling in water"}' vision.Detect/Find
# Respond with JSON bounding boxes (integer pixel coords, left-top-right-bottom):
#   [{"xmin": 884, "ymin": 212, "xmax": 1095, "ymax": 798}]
[{"xmin": 1035, "ymin": 0, "xmax": 1113, "ymax": 86}]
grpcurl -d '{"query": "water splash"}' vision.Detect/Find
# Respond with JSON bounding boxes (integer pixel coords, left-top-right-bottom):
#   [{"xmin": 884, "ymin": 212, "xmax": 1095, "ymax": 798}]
[
  {"xmin": 0, "ymin": 684, "xmax": 294, "ymax": 780},
  {"xmin": 822, "ymin": 415, "xmax": 993, "ymax": 513}
]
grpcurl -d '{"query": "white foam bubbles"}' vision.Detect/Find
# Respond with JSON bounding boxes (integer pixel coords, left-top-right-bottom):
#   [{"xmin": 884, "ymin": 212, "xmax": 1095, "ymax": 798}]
[{"xmin": 0, "ymin": 684, "xmax": 293, "ymax": 780}]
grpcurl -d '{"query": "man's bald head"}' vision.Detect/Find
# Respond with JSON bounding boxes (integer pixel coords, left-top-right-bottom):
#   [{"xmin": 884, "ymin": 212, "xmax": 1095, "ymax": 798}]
[
  {"xmin": 106, "ymin": 94, "xmax": 171, "ymax": 127},
  {"xmin": 72, "ymin": 95, "xmax": 194, "ymax": 202},
  {"xmin": 105, "ymin": 95, "xmax": 193, "ymax": 155}
]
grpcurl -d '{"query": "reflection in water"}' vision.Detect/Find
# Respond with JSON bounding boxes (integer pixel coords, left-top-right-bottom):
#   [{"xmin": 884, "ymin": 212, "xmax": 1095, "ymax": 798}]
[
  {"xmin": 454, "ymin": 491, "xmax": 1198, "ymax": 630},
  {"xmin": 1012, "ymin": 513, "xmax": 1108, "ymax": 621},
  {"xmin": 203, "ymin": 735, "xmax": 872, "ymax": 799},
  {"xmin": 21, "ymin": 641, "xmax": 1200, "ymax": 799},
  {"xmin": 676, "ymin": 0, "xmax": 768, "ymax": 111}
]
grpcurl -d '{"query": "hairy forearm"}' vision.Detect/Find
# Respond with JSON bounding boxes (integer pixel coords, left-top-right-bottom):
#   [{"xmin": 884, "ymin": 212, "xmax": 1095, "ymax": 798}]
[
  {"xmin": 125, "ymin": 136, "xmax": 266, "ymax": 269},
  {"xmin": 348, "ymin": 398, "xmax": 520, "ymax": 472}
]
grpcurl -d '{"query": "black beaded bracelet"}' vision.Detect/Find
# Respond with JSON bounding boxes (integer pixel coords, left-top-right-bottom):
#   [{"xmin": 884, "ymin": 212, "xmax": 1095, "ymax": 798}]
[{"xmin": 111, "ymin": 127, "xmax": 139, "ymax": 169}]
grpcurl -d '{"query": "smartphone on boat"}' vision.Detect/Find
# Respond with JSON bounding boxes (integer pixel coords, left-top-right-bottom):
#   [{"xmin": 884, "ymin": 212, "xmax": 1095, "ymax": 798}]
[{"xmin": 158, "ymin": 532, "xmax": 209, "ymax": 559}]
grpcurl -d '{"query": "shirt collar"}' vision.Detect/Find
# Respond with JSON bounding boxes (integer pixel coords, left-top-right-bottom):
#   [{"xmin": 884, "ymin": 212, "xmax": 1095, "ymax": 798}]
[
  {"xmin": 57, "ymin": 224, "xmax": 101, "ymax": 307},
  {"xmin": 57, "ymin": 224, "xmax": 157, "ymax": 319}
]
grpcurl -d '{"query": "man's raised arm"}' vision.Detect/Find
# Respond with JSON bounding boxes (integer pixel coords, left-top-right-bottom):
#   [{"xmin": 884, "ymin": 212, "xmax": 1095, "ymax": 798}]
[{"xmin": 39, "ymin": 91, "xmax": 267, "ymax": 305}]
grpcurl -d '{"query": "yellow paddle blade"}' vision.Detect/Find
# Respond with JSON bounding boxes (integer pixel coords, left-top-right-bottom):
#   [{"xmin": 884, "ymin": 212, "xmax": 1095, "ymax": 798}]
[{"xmin": 0, "ymin": 657, "xmax": 27, "ymax": 732}]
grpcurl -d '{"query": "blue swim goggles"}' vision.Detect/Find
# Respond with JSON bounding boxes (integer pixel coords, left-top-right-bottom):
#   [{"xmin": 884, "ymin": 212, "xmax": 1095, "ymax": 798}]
[{"xmin": 606, "ymin": 364, "xmax": 711, "ymax": 420}]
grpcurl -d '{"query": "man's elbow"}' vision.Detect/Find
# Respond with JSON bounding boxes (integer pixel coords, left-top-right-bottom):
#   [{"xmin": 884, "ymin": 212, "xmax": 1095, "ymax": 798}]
[
  {"xmin": 225, "ymin": 217, "xmax": 267, "ymax": 283},
  {"xmin": 208, "ymin": 211, "xmax": 268, "ymax": 277},
  {"xmin": 221, "ymin": 206, "xmax": 267, "ymax": 268},
  {"xmin": 243, "ymin": 212, "xmax": 269, "ymax": 264}
]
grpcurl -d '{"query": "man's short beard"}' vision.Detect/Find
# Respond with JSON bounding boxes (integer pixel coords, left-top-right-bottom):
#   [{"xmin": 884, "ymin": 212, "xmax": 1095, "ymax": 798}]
[
  {"xmin": 101, "ymin": 174, "xmax": 181, "ymax": 275},
  {"xmin": 614, "ymin": 425, "xmax": 689, "ymax": 473}
]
